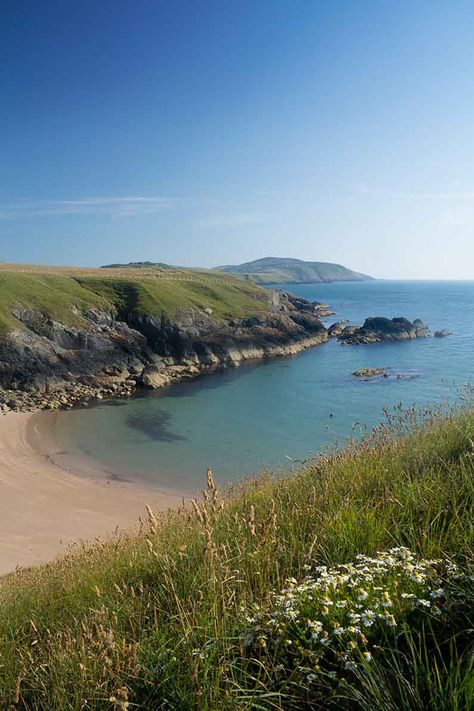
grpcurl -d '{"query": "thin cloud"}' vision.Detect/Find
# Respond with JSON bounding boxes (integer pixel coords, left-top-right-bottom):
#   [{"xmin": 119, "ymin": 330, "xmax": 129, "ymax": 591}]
[
  {"xmin": 0, "ymin": 196, "xmax": 177, "ymax": 219},
  {"xmin": 356, "ymin": 185, "xmax": 474, "ymax": 201},
  {"xmin": 193, "ymin": 213, "xmax": 265, "ymax": 228}
]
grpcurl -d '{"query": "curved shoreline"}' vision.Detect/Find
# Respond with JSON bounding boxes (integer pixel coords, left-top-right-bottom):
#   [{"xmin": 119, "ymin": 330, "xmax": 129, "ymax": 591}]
[
  {"xmin": 0, "ymin": 412, "xmax": 184, "ymax": 576},
  {"xmin": 0, "ymin": 332, "xmax": 329, "ymax": 576}
]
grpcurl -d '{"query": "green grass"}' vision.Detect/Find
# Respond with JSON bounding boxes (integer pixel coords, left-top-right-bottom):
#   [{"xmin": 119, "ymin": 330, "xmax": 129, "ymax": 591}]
[
  {"xmin": 74, "ymin": 275, "xmax": 269, "ymax": 320},
  {"xmin": 0, "ymin": 405, "xmax": 472, "ymax": 709},
  {"xmin": 0, "ymin": 265, "xmax": 270, "ymax": 335},
  {"xmin": 0, "ymin": 273, "xmax": 111, "ymax": 333}
]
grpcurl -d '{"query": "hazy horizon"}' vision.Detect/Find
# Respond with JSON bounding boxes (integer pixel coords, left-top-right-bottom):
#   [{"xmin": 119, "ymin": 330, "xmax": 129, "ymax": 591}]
[{"xmin": 2, "ymin": 1, "xmax": 474, "ymax": 279}]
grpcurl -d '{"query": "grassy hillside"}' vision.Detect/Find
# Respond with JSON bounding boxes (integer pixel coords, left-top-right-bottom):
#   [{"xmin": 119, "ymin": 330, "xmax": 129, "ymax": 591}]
[
  {"xmin": 0, "ymin": 263, "xmax": 271, "ymax": 335},
  {"xmin": 0, "ymin": 405, "xmax": 472, "ymax": 709},
  {"xmin": 214, "ymin": 257, "xmax": 374, "ymax": 284}
]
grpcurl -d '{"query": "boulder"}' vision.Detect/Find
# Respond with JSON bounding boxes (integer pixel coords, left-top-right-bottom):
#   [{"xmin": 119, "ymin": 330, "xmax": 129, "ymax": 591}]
[
  {"xmin": 140, "ymin": 368, "xmax": 171, "ymax": 389},
  {"xmin": 328, "ymin": 321, "xmax": 344, "ymax": 338}
]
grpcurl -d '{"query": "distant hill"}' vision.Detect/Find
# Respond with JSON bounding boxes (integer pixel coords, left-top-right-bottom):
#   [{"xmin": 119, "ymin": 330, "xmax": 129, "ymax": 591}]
[
  {"xmin": 101, "ymin": 261, "xmax": 175, "ymax": 269},
  {"xmin": 213, "ymin": 257, "xmax": 374, "ymax": 284}
]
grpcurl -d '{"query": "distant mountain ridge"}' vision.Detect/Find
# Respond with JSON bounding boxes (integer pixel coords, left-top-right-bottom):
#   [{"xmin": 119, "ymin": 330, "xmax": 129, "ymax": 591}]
[{"xmin": 213, "ymin": 257, "xmax": 374, "ymax": 284}]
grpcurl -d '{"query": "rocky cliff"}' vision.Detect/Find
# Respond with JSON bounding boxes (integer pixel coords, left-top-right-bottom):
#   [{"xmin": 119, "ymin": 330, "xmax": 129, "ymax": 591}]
[{"xmin": 0, "ymin": 290, "xmax": 328, "ymax": 412}]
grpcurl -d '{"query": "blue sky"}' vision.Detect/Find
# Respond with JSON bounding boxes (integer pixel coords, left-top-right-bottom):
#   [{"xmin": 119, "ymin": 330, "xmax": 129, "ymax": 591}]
[{"xmin": 1, "ymin": 0, "xmax": 474, "ymax": 278}]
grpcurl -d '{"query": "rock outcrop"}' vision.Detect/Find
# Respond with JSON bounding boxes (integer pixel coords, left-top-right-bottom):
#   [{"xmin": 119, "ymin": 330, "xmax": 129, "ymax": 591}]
[
  {"xmin": 353, "ymin": 367, "xmax": 388, "ymax": 379},
  {"xmin": 328, "ymin": 321, "xmax": 345, "ymax": 338},
  {"xmin": 434, "ymin": 329, "xmax": 452, "ymax": 338},
  {"xmin": 0, "ymin": 291, "xmax": 328, "ymax": 411},
  {"xmin": 338, "ymin": 317, "xmax": 429, "ymax": 345}
]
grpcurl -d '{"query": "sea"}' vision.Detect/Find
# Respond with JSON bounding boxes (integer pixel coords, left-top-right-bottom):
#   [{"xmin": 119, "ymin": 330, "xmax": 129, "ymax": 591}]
[{"xmin": 51, "ymin": 280, "xmax": 474, "ymax": 493}]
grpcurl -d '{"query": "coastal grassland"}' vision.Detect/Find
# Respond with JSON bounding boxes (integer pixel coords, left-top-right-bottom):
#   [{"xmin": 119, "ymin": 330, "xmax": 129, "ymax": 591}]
[
  {"xmin": 0, "ymin": 406, "xmax": 472, "ymax": 710},
  {"xmin": 73, "ymin": 275, "xmax": 269, "ymax": 320},
  {"xmin": 0, "ymin": 273, "xmax": 110, "ymax": 334},
  {"xmin": 0, "ymin": 264, "xmax": 270, "ymax": 334}
]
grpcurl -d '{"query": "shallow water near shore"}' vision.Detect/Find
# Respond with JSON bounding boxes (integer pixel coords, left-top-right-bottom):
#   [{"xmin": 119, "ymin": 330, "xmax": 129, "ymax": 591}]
[{"xmin": 51, "ymin": 280, "xmax": 474, "ymax": 492}]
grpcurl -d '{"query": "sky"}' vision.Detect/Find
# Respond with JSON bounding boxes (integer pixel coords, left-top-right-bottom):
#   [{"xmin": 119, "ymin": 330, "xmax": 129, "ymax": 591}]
[{"xmin": 1, "ymin": 1, "xmax": 474, "ymax": 278}]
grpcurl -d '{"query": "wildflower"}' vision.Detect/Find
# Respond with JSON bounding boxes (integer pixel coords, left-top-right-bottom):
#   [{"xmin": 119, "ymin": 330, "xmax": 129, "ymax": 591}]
[
  {"xmin": 348, "ymin": 612, "xmax": 361, "ymax": 623},
  {"xmin": 320, "ymin": 596, "xmax": 334, "ymax": 606},
  {"xmin": 382, "ymin": 613, "xmax": 397, "ymax": 627},
  {"xmin": 361, "ymin": 610, "xmax": 376, "ymax": 626},
  {"xmin": 417, "ymin": 599, "xmax": 431, "ymax": 608},
  {"xmin": 240, "ymin": 546, "xmax": 460, "ymax": 682}
]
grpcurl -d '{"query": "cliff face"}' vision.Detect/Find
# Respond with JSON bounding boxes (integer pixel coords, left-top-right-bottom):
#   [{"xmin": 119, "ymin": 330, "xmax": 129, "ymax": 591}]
[{"xmin": 0, "ymin": 291, "xmax": 327, "ymax": 408}]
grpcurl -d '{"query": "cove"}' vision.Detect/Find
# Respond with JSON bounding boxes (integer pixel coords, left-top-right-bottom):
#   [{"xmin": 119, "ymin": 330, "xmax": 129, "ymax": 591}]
[{"xmin": 50, "ymin": 280, "xmax": 474, "ymax": 493}]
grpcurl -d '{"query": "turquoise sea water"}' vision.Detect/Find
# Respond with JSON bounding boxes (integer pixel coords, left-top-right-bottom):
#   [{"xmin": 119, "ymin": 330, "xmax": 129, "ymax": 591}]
[{"xmin": 52, "ymin": 281, "xmax": 474, "ymax": 493}]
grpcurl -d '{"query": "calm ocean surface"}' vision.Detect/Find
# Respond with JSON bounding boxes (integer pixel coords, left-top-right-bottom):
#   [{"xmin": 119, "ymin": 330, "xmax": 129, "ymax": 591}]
[{"xmin": 52, "ymin": 281, "xmax": 474, "ymax": 492}]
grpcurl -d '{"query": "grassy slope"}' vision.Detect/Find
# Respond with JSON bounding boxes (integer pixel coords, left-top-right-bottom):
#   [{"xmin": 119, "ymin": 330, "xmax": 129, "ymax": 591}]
[
  {"xmin": 0, "ymin": 264, "xmax": 270, "ymax": 335},
  {"xmin": 0, "ymin": 406, "xmax": 472, "ymax": 709}
]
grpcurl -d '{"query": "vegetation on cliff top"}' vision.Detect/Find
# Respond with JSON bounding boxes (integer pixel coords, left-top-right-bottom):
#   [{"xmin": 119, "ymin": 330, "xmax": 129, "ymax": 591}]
[
  {"xmin": 0, "ymin": 264, "xmax": 271, "ymax": 335},
  {"xmin": 213, "ymin": 257, "xmax": 374, "ymax": 285},
  {"xmin": 0, "ymin": 404, "xmax": 472, "ymax": 709}
]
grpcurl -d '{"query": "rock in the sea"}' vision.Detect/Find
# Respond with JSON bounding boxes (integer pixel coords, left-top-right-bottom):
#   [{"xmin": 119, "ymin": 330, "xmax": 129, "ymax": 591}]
[
  {"xmin": 434, "ymin": 329, "xmax": 452, "ymax": 338},
  {"xmin": 353, "ymin": 367, "xmax": 388, "ymax": 379},
  {"xmin": 339, "ymin": 317, "xmax": 429, "ymax": 345},
  {"xmin": 328, "ymin": 321, "xmax": 344, "ymax": 338}
]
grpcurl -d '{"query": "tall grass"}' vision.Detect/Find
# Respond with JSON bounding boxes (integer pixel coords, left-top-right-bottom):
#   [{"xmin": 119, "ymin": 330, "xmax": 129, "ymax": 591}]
[{"xmin": 0, "ymin": 405, "xmax": 472, "ymax": 709}]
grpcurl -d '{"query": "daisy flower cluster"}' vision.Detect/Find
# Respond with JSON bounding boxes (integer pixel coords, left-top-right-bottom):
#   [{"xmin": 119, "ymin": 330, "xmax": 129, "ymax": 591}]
[{"xmin": 241, "ymin": 547, "xmax": 459, "ymax": 685}]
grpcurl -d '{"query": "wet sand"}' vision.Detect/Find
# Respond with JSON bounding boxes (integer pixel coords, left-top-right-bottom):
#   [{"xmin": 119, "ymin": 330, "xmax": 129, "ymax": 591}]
[{"xmin": 0, "ymin": 412, "xmax": 183, "ymax": 575}]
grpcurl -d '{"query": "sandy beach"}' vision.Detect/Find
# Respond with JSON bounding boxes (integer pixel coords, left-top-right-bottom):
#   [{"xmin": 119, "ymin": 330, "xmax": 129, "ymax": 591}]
[{"xmin": 0, "ymin": 412, "xmax": 183, "ymax": 575}]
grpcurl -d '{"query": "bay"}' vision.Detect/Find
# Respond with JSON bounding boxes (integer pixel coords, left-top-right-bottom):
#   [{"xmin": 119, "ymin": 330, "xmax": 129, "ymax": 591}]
[{"xmin": 51, "ymin": 280, "xmax": 474, "ymax": 492}]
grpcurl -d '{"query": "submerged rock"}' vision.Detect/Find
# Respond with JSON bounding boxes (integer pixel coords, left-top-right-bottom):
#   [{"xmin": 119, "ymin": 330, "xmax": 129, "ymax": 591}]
[
  {"xmin": 353, "ymin": 367, "xmax": 388, "ymax": 379},
  {"xmin": 434, "ymin": 329, "xmax": 452, "ymax": 338}
]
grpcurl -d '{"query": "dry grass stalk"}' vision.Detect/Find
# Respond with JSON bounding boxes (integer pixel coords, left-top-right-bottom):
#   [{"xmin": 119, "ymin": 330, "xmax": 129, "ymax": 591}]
[{"xmin": 145, "ymin": 504, "xmax": 159, "ymax": 534}]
